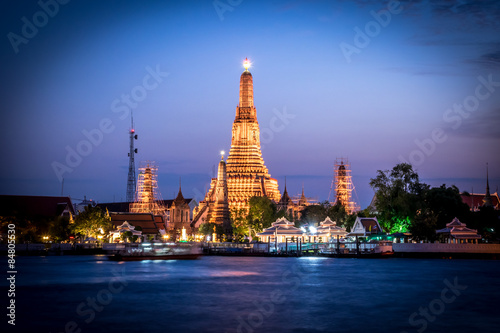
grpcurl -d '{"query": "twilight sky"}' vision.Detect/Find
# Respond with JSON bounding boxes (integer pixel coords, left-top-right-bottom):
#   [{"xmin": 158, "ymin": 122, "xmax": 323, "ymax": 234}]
[{"xmin": 1, "ymin": 0, "xmax": 499, "ymax": 209}]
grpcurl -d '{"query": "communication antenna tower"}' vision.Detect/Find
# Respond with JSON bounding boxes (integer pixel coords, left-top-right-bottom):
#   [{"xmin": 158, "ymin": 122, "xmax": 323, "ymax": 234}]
[{"xmin": 126, "ymin": 112, "xmax": 138, "ymax": 202}]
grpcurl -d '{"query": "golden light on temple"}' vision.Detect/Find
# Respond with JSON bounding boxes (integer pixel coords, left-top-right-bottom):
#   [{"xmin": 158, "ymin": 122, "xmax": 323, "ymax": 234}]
[
  {"xmin": 243, "ymin": 57, "xmax": 251, "ymax": 70},
  {"xmin": 220, "ymin": 150, "xmax": 225, "ymax": 158}
]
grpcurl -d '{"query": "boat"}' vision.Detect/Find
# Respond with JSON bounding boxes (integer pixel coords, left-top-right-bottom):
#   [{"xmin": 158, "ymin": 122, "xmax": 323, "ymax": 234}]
[
  {"xmin": 108, "ymin": 242, "xmax": 202, "ymax": 261},
  {"xmin": 374, "ymin": 240, "xmax": 394, "ymax": 256}
]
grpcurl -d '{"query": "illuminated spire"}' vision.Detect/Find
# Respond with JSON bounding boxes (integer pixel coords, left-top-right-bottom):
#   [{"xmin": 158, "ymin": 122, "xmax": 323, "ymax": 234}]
[
  {"xmin": 239, "ymin": 58, "xmax": 254, "ymax": 109},
  {"xmin": 243, "ymin": 57, "xmax": 251, "ymax": 71}
]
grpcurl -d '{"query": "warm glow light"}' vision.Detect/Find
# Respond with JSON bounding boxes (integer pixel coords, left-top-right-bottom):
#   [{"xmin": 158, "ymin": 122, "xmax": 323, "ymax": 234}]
[
  {"xmin": 243, "ymin": 57, "xmax": 250, "ymax": 70},
  {"xmin": 220, "ymin": 150, "xmax": 225, "ymax": 157}
]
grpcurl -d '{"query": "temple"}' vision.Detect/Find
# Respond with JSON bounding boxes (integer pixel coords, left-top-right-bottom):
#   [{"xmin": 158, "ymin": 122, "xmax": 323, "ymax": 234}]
[
  {"xmin": 217, "ymin": 58, "xmax": 281, "ymax": 212},
  {"xmin": 333, "ymin": 158, "xmax": 359, "ymax": 214},
  {"xmin": 277, "ymin": 180, "xmax": 309, "ymax": 221}
]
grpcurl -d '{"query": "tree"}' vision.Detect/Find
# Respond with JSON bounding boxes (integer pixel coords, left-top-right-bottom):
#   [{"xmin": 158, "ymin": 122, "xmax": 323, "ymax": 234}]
[
  {"xmin": 468, "ymin": 206, "xmax": 499, "ymax": 242},
  {"xmin": 327, "ymin": 203, "xmax": 347, "ymax": 225},
  {"xmin": 199, "ymin": 222, "xmax": 224, "ymax": 239},
  {"xmin": 369, "ymin": 163, "xmax": 428, "ymax": 232},
  {"xmin": 71, "ymin": 205, "xmax": 112, "ymax": 240},
  {"xmin": 423, "ymin": 184, "xmax": 470, "ymax": 229},
  {"xmin": 410, "ymin": 209, "xmax": 438, "ymax": 242},
  {"xmin": 299, "ymin": 203, "xmax": 327, "ymax": 226},
  {"xmin": 0, "ymin": 215, "xmax": 39, "ymax": 243},
  {"xmin": 246, "ymin": 196, "xmax": 278, "ymax": 237},
  {"xmin": 231, "ymin": 208, "xmax": 249, "ymax": 242},
  {"xmin": 49, "ymin": 216, "xmax": 71, "ymax": 243}
]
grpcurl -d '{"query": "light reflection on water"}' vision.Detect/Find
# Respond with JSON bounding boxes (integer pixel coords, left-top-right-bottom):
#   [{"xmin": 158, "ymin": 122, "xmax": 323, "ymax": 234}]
[{"xmin": 8, "ymin": 255, "xmax": 500, "ymax": 333}]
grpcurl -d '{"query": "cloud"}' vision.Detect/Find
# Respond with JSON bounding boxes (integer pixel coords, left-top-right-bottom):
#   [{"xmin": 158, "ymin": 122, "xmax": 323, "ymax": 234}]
[
  {"xmin": 465, "ymin": 49, "xmax": 500, "ymax": 69},
  {"xmin": 450, "ymin": 108, "xmax": 500, "ymax": 139},
  {"xmin": 381, "ymin": 66, "xmax": 463, "ymax": 77}
]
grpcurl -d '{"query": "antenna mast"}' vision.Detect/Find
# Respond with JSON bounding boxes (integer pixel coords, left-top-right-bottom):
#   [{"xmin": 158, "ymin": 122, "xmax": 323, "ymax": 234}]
[{"xmin": 126, "ymin": 112, "xmax": 138, "ymax": 202}]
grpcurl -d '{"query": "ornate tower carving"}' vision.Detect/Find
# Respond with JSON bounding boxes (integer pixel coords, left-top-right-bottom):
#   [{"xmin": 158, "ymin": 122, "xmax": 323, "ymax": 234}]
[
  {"xmin": 205, "ymin": 155, "xmax": 231, "ymax": 231},
  {"xmin": 225, "ymin": 58, "xmax": 281, "ymax": 212}
]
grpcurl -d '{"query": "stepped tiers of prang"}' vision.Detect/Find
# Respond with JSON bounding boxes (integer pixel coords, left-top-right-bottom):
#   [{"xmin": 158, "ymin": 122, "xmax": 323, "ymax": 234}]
[{"xmin": 210, "ymin": 60, "xmax": 281, "ymax": 213}]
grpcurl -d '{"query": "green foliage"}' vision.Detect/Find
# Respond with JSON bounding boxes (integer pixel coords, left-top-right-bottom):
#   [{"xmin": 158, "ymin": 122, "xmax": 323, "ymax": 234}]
[
  {"xmin": 369, "ymin": 163, "xmax": 490, "ymax": 242},
  {"xmin": 71, "ymin": 205, "xmax": 112, "ymax": 240},
  {"xmin": 199, "ymin": 222, "xmax": 224, "ymax": 236},
  {"xmin": 299, "ymin": 204, "xmax": 327, "ymax": 226},
  {"xmin": 327, "ymin": 203, "xmax": 347, "ymax": 226},
  {"xmin": 119, "ymin": 231, "xmax": 137, "ymax": 243},
  {"xmin": 388, "ymin": 216, "xmax": 411, "ymax": 234},
  {"xmin": 230, "ymin": 208, "xmax": 249, "ymax": 242},
  {"xmin": 246, "ymin": 196, "xmax": 278, "ymax": 234},
  {"xmin": 344, "ymin": 214, "xmax": 357, "ymax": 232},
  {"xmin": 369, "ymin": 163, "xmax": 428, "ymax": 233}
]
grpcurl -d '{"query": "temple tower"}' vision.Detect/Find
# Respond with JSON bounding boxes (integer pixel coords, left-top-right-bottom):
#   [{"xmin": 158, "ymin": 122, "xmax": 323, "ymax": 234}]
[
  {"xmin": 333, "ymin": 158, "xmax": 359, "ymax": 214},
  {"xmin": 169, "ymin": 180, "xmax": 191, "ymax": 238},
  {"xmin": 224, "ymin": 58, "xmax": 281, "ymax": 212},
  {"xmin": 129, "ymin": 161, "xmax": 165, "ymax": 215},
  {"xmin": 205, "ymin": 154, "xmax": 231, "ymax": 231}
]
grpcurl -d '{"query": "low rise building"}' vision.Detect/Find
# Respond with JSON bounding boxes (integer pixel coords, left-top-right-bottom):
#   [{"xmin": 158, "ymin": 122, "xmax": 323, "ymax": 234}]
[
  {"xmin": 346, "ymin": 217, "xmax": 384, "ymax": 237},
  {"xmin": 436, "ymin": 217, "xmax": 481, "ymax": 244}
]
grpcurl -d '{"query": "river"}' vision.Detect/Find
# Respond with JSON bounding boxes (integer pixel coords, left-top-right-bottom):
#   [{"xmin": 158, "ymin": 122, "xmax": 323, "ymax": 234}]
[{"xmin": 4, "ymin": 255, "xmax": 500, "ymax": 332}]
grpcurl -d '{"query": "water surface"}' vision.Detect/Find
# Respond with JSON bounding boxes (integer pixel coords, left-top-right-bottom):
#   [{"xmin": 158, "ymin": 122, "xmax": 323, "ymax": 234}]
[{"xmin": 4, "ymin": 255, "xmax": 500, "ymax": 332}]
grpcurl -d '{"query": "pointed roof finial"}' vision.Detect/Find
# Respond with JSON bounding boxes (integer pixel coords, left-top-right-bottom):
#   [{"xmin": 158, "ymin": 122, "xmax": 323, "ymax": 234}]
[
  {"xmin": 243, "ymin": 57, "xmax": 251, "ymax": 71},
  {"xmin": 483, "ymin": 162, "xmax": 493, "ymax": 207},
  {"xmin": 175, "ymin": 177, "xmax": 185, "ymax": 203}
]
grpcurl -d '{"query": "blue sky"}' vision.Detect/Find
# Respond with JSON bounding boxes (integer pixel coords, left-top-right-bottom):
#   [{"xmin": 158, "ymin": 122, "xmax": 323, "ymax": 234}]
[{"xmin": 1, "ymin": 0, "xmax": 499, "ymax": 209}]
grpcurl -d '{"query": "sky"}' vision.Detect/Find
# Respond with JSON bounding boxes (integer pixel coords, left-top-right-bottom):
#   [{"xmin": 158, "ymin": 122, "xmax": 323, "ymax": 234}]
[{"xmin": 1, "ymin": 0, "xmax": 499, "ymax": 209}]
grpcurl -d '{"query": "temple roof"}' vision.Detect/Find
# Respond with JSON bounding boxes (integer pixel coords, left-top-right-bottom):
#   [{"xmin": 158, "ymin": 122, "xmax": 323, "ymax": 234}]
[
  {"xmin": 278, "ymin": 182, "xmax": 294, "ymax": 206},
  {"xmin": 174, "ymin": 180, "xmax": 185, "ymax": 204},
  {"xmin": 257, "ymin": 217, "xmax": 303, "ymax": 236},
  {"xmin": 110, "ymin": 212, "xmax": 165, "ymax": 235},
  {"xmin": 316, "ymin": 217, "xmax": 347, "ymax": 236},
  {"xmin": 436, "ymin": 217, "xmax": 481, "ymax": 239},
  {"xmin": 347, "ymin": 217, "xmax": 383, "ymax": 237},
  {"xmin": 446, "ymin": 217, "xmax": 466, "ymax": 228},
  {"xmin": 0, "ymin": 195, "xmax": 75, "ymax": 217},
  {"xmin": 299, "ymin": 186, "xmax": 308, "ymax": 206},
  {"xmin": 461, "ymin": 192, "xmax": 499, "ymax": 210}
]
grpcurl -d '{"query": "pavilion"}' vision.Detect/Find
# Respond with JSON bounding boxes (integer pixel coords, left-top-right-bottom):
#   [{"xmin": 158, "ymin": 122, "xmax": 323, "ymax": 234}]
[
  {"xmin": 256, "ymin": 217, "xmax": 304, "ymax": 243},
  {"xmin": 315, "ymin": 217, "xmax": 347, "ymax": 242},
  {"xmin": 436, "ymin": 217, "xmax": 481, "ymax": 244},
  {"xmin": 109, "ymin": 221, "xmax": 143, "ymax": 243},
  {"xmin": 346, "ymin": 217, "xmax": 384, "ymax": 238}
]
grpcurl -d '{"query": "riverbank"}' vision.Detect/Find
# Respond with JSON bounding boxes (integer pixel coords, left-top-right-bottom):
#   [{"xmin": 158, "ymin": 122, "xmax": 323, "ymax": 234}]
[{"xmin": 3, "ymin": 242, "xmax": 500, "ymax": 259}]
